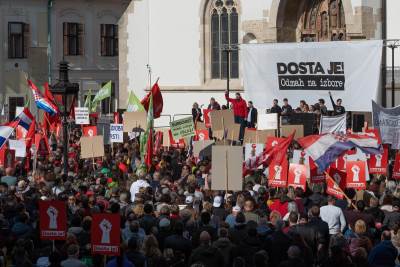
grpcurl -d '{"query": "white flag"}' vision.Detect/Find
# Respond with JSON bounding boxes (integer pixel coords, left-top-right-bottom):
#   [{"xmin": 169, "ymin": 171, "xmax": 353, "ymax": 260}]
[{"xmin": 320, "ymin": 113, "xmax": 347, "ymax": 134}]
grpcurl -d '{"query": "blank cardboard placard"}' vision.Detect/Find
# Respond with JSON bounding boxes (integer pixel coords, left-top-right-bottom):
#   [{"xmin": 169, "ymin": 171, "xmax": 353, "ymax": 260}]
[
  {"xmin": 193, "ymin": 140, "xmax": 215, "ymax": 157},
  {"xmin": 210, "ymin": 110, "xmax": 234, "ymax": 131},
  {"xmin": 123, "ymin": 111, "xmax": 147, "ymax": 132},
  {"xmin": 226, "ymin": 124, "xmax": 241, "ymax": 141},
  {"xmin": 196, "ymin": 122, "xmax": 207, "ymax": 131},
  {"xmin": 80, "ymin": 136, "xmax": 105, "ymax": 159},
  {"xmin": 280, "ymin": 125, "xmax": 304, "ymax": 138},
  {"xmin": 258, "ymin": 113, "xmax": 278, "ymax": 130},
  {"xmin": 213, "ymin": 130, "xmax": 225, "ymax": 140},
  {"xmin": 211, "ymin": 146, "xmax": 243, "ymax": 191},
  {"xmin": 243, "ymin": 129, "xmax": 276, "ymax": 144}
]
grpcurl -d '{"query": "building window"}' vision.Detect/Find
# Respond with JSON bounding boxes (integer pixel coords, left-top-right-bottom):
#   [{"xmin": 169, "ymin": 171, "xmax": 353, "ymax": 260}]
[
  {"xmin": 302, "ymin": 0, "xmax": 346, "ymax": 42},
  {"xmin": 8, "ymin": 97, "xmax": 25, "ymax": 121},
  {"xmin": 63, "ymin": 22, "xmax": 84, "ymax": 56},
  {"xmin": 101, "ymin": 24, "xmax": 118, "ymax": 56},
  {"xmin": 101, "ymin": 82, "xmax": 115, "ymax": 114},
  {"xmin": 8, "ymin": 22, "xmax": 29, "ymax": 59},
  {"xmin": 210, "ymin": 0, "xmax": 239, "ymax": 79}
]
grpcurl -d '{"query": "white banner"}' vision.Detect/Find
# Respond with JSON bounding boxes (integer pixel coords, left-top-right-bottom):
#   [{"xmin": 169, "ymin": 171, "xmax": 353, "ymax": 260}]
[
  {"xmin": 9, "ymin": 139, "xmax": 26, "ymax": 157},
  {"xmin": 243, "ymin": 40, "xmax": 382, "ymax": 112},
  {"xmin": 320, "ymin": 113, "xmax": 347, "ymax": 134},
  {"xmin": 257, "ymin": 113, "xmax": 278, "ymax": 130},
  {"xmin": 74, "ymin": 107, "xmax": 89, "ymax": 125},
  {"xmin": 372, "ymin": 100, "xmax": 400, "ymax": 149},
  {"xmin": 110, "ymin": 124, "xmax": 124, "ymax": 143}
]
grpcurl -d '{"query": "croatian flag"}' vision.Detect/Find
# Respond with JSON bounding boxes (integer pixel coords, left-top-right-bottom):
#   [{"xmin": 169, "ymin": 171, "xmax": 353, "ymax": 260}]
[
  {"xmin": 28, "ymin": 80, "xmax": 59, "ymax": 116},
  {"xmin": 298, "ymin": 133, "xmax": 381, "ymax": 171},
  {"xmin": 16, "ymin": 107, "xmax": 34, "ymax": 131},
  {"xmin": 0, "ymin": 120, "xmax": 19, "ymax": 150}
]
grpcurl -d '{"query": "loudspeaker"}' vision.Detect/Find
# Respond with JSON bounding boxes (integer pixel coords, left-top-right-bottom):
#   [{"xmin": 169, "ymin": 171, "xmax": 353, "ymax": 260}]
[
  {"xmin": 352, "ymin": 114, "xmax": 365, "ymax": 132},
  {"xmin": 281, "ymin": 113, "xmax": 316, "ymax": 136}
]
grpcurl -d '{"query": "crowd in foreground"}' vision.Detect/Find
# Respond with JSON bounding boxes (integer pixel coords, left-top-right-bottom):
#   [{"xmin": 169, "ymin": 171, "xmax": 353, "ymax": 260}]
[{"xmin": 0, "ymin": 97, "xmax": 399, "ymax": 267}]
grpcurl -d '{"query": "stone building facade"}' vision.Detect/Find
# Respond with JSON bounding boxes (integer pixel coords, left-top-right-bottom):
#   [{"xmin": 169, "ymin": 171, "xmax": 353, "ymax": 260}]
[{"xmin": 119, "ymin": 0, "xmax": 385, "ymax": 116}]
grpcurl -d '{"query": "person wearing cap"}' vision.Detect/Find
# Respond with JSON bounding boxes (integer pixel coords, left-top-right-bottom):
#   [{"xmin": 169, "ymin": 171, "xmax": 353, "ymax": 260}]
[
  {"xmin": 212, "ymin": 195, "xmax": 227, "ymax": 225},
  {"xmin": 225, "ymin": 205, "xmax": 241, "ymax": 229},
  {"xmin": 189, "ymin": 231, "xmax": 224, "ymax": 267}
]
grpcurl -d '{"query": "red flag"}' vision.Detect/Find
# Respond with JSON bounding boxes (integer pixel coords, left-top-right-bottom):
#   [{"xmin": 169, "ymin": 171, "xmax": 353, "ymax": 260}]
[
  {"xmin": 287, "ymin": 163, "xmax": 307, "ymax": 190},
  {"xmin": 393, "ymin": 153, "xmax": 400, "ymax": 180},
  {"xmin": 114, "ymin": 112, "xmax": 120, "ymax": 124},
  {"xmin": 141, "ymin": 82, "xmax": 163, "ymax": 118},
  {"xmin": 44, "ymin": 82, "xmax": 62, "ymax": 106},
  {"xmin": 326, "ymin": 169, "xmax": 346, "ymax": 199},
  {"xmin": 268, "ymin": 158, "xmax": 288, "ymax": 188},
  {"xmin": 25, "ymin": 119, "xmax": 36, "ymax": 149},
  {"xmin": 144, "ymin": 128, "xmax": 153, "ymax": 168},
  {"xmin": 118, "ymin": 162, "xmax": 128, "ymax": 173},
  {"xmin": 69, "ymin": 96, "xmax": 76, "ymax": 119},
  {"xmin": 153, "ymin": 131, "xmax": 163, "ymax": 155}
]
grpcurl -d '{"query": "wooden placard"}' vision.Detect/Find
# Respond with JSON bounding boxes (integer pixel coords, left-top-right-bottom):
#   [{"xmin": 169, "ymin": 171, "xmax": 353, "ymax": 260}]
[
  {"xmin": 243, "ymin": 129, "xmax": 276, "ymax": 144},
  {"xmin": 211, "ymin": 146, "xmax": 243, "ymax": 191},
  {"xmin": 280, "ymin": 125, "xmax": 304, "ymax": 139},
  {"xmin": 210, "ymin": 110, "xmax": 234, "ymax": 131},
  {"xmin": 80, "ymin": 136, "xmax": 105, "ymax": 159},
  {"xmin": 123, "ymin": 111, "xmax": 147, "ymax": 132}
]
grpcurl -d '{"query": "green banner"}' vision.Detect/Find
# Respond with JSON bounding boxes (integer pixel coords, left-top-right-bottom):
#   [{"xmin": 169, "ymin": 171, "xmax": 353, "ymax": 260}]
[{"xmin": 170, "ymin": 116, "xmax": 195, "ymax": 140}]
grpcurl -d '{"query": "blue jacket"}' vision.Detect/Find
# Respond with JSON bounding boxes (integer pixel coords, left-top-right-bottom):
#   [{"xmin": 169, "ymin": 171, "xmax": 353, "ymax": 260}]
[{"xmin": 368, "ymin": 240, "xmax": 398, "ymax": 267}]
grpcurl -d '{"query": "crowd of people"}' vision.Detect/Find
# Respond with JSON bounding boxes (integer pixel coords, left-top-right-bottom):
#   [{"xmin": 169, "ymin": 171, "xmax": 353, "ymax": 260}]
[{"xmin": 0, "ymin": 91, "xmax": 399, "ymax": 267}]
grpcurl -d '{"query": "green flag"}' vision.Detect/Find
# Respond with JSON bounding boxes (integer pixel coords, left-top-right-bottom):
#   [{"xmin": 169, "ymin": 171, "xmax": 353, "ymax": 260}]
[
  {"xmin": 127, "ymin": 91, "xmax": 145, "ymax": 112},
  {"xmin": 140, "ymin": 94, "xmax": 153, "ymax": 158},
  {"xmin": 24, "ymin": 97, "xmax": 30, "ymax": 108},
  {"xmin": 84, "ymin": 89, "xmax": 97, "ymax": 112},
  {"xmin": 92, "ymin": 81, "xmax": 112, "ymax": 104}
]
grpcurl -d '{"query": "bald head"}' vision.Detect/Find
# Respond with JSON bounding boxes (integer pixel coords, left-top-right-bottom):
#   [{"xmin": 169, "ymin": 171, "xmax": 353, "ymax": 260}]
[
  {"xmin": 199, "ymin": 231, "xmax": 211, "ymax": 245},
  {"xmin": 5, "ymin": 167, "xmax": 13, "ymax": 176}
]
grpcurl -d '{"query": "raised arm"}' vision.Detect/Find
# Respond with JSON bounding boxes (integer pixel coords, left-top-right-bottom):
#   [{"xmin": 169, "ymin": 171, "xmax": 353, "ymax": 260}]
[
  {"xmin": 225, "ymin": 91, "xmax": 235, "ymax": 103},
  {"xmin": 329, "ymin": 91, "xmax": 337, "ymax": 109}
]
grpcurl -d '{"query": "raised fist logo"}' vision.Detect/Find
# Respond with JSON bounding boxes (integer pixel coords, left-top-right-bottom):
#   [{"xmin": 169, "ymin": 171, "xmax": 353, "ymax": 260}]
[
  {"xmin": 271, "ymin": 141, "xmax": 278, "ymax": 147},
  {"xmin": 274, "ymin": 165, "xmax": 282, "ymax": 180},
  {"xmin": 351, "ymin": 165, "xmax": 361, "ymax": 182},
  {"xmin": 198, "ymin": 133, "xmax": 205, "ymax": 140},
  {"xmin": 294, "ymin": 168, "xmax": 302, "ymax": 184},
  {"xmin": 47, "ymin": 206, "xmax": 58, "ymax": 229},
  {"xmin": 375, "ymin": 154, "xmax": 382, "ymax": 167},
  {"xmin": 343, "ymin": 155, "xmax": 348, "ymax": 167},
  {"xmin": 88, "ymin": 129, "xmax": 94, "ymax": 136},
  {"xmin": 333, "ymin": 173, "xmax": 341, "ymax": 189},
  {"xmin": 100, "ymin": 219, "xmax": 112, "ymax": 244}
]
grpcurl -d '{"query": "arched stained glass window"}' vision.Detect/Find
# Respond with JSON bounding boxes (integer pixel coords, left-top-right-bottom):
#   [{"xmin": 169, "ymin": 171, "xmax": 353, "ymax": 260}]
[{"xmin": 210, "ymin": 0, "xmax": 239, "ymax": 79}]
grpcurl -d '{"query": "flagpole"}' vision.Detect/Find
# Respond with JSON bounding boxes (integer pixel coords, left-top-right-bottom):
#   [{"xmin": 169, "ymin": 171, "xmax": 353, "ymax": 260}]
[{"xmin": 325, "ymin": 172, "xmax": 357, "ymax": 210}]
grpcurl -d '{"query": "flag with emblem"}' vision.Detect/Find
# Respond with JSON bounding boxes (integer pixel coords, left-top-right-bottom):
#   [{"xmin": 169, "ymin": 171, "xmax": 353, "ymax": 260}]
[{"xmin": 28, "ymin": 80, "xmax": 59, "ymax": 116}]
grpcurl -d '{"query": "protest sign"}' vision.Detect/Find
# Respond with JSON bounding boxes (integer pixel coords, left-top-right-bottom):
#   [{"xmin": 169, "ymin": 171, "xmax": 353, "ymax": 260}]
[
  {"xmin": 243, "ymin": 41, "xmax": 382, "ymax": 111},
  {"xmin": 393, "ymin": 153, "xmax": 400, "ymax": 180},
  {"xmin": 245, "ymin": 143, "xmax": 264, "ymax": 161},
  {"xmin": 170, "ymin": 117, "xmax": 195, "ymax": 140},
  {"xmin": 268, "ymin": 159, "xmax": 288, "ymax": 188},
  {"xmin": 326, "ymin": 170, "xmax": 346, "ymax": 199},
  {"xmin": 193, "ymin": 140, "xmax": 214, "ymax": 157},
  {"xmin": 8, "ymin": 140, "xmax": 26, "ymax": 157},
  {"xmin": 211, "ymin": 146, "xmax": 243, "ymax": 191},
  {"xmin": 346, "ymin": 161, "xmax": 366, "ymax": 189},
  {"xmin": 266, "ymin": 137, "xmax": 285, "ymax": 150},
  {"xmin": 195, "ymin": 130, "xmax": 209, "ymax": 141},
  {"xmin": 123, "ymin": 111, "xmax": 147, "ymax": 133},
  {"xmin": 196, "ymin": 122, "xmax": 207, "ymax": 131},
  {"xmin": 110, "ymin": 124, "xmax": 124, "ymax": 143},
  {"xmin": 91, "ymin": 214, "xmax": 120, "ymax": 256},
  {"xmin": 39, "ymin": 201, "xmax": 67, "ymax": 240},
  {"xmin": 226, "ymin": 124, "xmax": 241, "ymax": 141},
  {"xmin": 82, "ymin": 126, "xmax": 97, "ymax": 137},
  {"xmin": 168, "ymin": 130, "xmax": 186, "ymax": 148},
  {"xmin": 372, "ymin": 100, "xmax": 400, "ymax": 149},
  {"xmin": 210, "ymin": 110, "xmax": 234, "ymax": 131},
  {"xmin": 80, "ymin": 136, "xmax": 105, "ymax": 159},
  {"xmin": 74, "ymin": 107, "xmax": 89, "ymax": 125},
  {"xmin": 280, "ymin": 125, "xmax": 304, "ymax": 138},
  {"xmin": 258, "ymin": 113, "xmax": 278, "ymax": 130},
  {"xmin": 0, "ymin": 148, "xmax": 15, "ymax": 169},
  {"xmin": 368, "ymin": 145, "xmax": 388, "ymax": 175},
  {"xmin": 309, "ymin": 157, "xmax": 326, "ymax": 183},
  {"xmin": 320, "ymin": 114, "xmax": 347, "ymax": 134},
  {"xmin": 287, "ymin": 163, "xmax": 307, "ymax": 190},
  {"xmin": 203, "ymin": 109, "xmax": 213, "ymax": 128},
  {"xmin": 243, "ymin": 129, "xmax": 275, "ymax": 144},
  {"xmin": 212, "ymin": 130, "xmax": 225, "ymax": 140}
]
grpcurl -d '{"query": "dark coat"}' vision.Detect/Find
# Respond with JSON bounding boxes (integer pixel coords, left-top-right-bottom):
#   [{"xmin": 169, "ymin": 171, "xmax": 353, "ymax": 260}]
[{"xmin": 189, "ymin": 244, "xmax": 224, "ymax": 267}]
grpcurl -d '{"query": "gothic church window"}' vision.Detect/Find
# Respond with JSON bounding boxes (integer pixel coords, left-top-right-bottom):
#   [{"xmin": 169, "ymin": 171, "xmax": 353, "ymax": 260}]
[{"xmin": 210, "ymin": 0, "xmax": 239, "ymax": 79}]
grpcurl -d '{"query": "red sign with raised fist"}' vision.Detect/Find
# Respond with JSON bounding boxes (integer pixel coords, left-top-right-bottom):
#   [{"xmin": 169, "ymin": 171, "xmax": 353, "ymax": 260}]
[
  {"xmin": 326, "ymin": 169, "xmax": 346, "ymax": 199},
  {"xmin": 287, "ymin": 163, "xmax": 307, "ymax": 190},
  {"xmin": 346, "ymin": 161, "xmax": 367, "ymax": 190},
  {"xmin": 91, "ymin": 214, "xmax": 121, "ymax": 256},
  {"xmin": 39, "ymin": 201, "xmax": 67, "ymax": 240},
  {"xmin": 309, "ymin": 157, "xmax": 325, "ymax": 184},
  {"xmin": 195, "ymin": 130, "xmax": 210, "ymax": 141},
  {"xmin": 265, "ymin": 137, "xmax": 285, "ymax": 150},
  {"xmin": 368, "ymin": 145, "xmax": 388, "ymax": 175},
  {"xmin": 268, "ymin": 159, "xmax": 288, "ymax": 188},
  {"xmin": 82, "ymin": 126, "xmax": 97, "ymax": 137}
]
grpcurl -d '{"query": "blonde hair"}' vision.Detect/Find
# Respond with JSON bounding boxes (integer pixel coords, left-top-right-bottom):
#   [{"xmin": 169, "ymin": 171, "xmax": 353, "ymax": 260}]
[{"xmin": 354, "ymin": 219, "xmax": 367, "ymax": 235}]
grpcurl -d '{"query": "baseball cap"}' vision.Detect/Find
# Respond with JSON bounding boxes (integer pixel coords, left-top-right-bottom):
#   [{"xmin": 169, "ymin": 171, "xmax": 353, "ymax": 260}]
[
  {"xmin": 232, "ymin": 206, "xmax": 241, "ymax": 212},
  {"xmin": 213, "ymin": 196, "xmax": 223, "ymax": 208}
]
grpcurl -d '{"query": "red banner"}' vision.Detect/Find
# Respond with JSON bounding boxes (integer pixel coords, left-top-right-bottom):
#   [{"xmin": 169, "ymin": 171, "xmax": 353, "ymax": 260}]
[
  {"xmin": 82, "ymin": 126, "xmax": 97, "ymax": 137},
  {"xmin": 265, "ymin": 137, "xmax": 285, "ymax": 150},
  {"xmin": 346, "ymin": 161, "xmax": 367, "ymax": 190},
  {"xmin": 368, "ymin": 145, "xmax": 388, "ymax": 175},
  {"xmin": 287, "ymin": 163, "xmax": 307, "ymax": 190},
  {"xmin": 91, "ymin": 214, "xmax": 121, "ymax": 256},
  {"xmin": 393, "ymin": 153, "xmax": 400, "ymax": 180},
  {"xmin": 326, "ymin": 171, "xmax": 345, "ymax": 199},
  {"xmin": 309, "ymin": 157, "xmax": 325, "ymax": 184},
  {"xmin": 203, "ymin": 109, "xmax": 212, "ymax": 128},
  {"xmin": 195, "ymin": 130, "xmax": 210, "ymax": 141},
  {"xmin": 169, "ymin": 130, "xmax": 185, "ymax": 148},
  {"xmin": 39, "ymin": 201, "xmax": 67, "ymax": 240},
  {"xmin": 268, "ymin": 159, "xmax": 288, "ymax": 188}
]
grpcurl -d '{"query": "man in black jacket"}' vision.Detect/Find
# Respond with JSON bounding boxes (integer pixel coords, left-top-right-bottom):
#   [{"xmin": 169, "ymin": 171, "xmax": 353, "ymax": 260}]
[
  {"xmin": 329, "ymin": 91, "xmax": 345, "ymax": 115},
  {"xmin": 246, "ymin": 101, "xmax": 258, "ymax": 128}
]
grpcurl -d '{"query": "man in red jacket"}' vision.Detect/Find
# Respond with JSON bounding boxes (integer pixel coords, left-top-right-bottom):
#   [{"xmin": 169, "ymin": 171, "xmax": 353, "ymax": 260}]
[{"xmin": 225, "ymin": 91, "xmax": 247, "ymax": 141}]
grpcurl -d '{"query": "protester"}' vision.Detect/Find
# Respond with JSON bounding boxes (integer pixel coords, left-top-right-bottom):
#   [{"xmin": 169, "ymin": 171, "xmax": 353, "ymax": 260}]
[
  {"xmin": 270, "ymin": 99, "xmax": 282, "ymax": 114},
  {"xmin": 246, "ymin": 101, "xmax": 258, "ymax": 128},
  {"xmin": 192, "ymin": 102, "xmax": 203, "ymax": 123},
  {"xmin": 225, "ymin": 91, "xmax": 247, "ymax": 140},
  {"xmin": 281, "ymin": 98, "xmax": 293, "ymax": 115},
  {"xmin": 329, "ymin": 91, "xmax": 346, "ymax": 115},
  {"xmin": 207, "ymin": 97, "xmax": 221, "ymax": 110}
]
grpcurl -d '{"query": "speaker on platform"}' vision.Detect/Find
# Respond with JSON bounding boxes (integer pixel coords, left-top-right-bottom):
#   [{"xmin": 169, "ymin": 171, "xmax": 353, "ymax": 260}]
[{"xmin": 352, "ymin": 114, "xmax": 365, "ymax": 132}]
